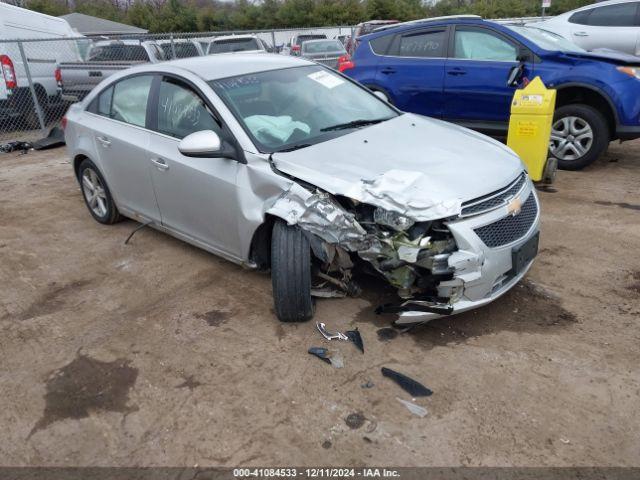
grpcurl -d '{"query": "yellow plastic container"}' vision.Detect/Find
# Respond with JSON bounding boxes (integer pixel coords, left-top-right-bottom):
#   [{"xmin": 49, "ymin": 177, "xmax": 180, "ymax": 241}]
[{"xmin": 507, "ymin": 76, "xmax": 557, "ymax": 182}]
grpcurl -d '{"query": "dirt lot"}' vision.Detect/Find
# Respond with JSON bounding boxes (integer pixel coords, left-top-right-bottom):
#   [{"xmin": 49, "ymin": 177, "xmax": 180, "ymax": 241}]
[{"xmin": 1, "ymin": 142, "xmax": 639, "ymax": 467}]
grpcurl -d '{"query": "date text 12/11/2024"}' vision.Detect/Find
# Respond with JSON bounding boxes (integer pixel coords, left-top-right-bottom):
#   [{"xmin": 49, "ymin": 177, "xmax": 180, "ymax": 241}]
[{"xmin": 233, "ymin": 468, "xmax": 401, "ymax": 478}]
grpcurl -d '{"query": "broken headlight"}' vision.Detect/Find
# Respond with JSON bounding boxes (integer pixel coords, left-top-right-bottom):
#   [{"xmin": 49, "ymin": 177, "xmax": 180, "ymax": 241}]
[{"xmin": 373, "ymin": 207, "xmax": 415, "ymax": 231}]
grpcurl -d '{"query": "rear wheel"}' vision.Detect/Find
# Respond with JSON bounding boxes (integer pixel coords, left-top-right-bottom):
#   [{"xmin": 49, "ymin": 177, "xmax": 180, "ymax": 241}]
[
  {"xmin": 78, "ymin": 159, "xmax": 122, "ymax": 225},
  {"xmin": 549, "ymin": 104, "xmax": 609, "ymax": 171},
  {"xmin": 271, "ymin": 219, "xmax": 314, "ymax": 322}
]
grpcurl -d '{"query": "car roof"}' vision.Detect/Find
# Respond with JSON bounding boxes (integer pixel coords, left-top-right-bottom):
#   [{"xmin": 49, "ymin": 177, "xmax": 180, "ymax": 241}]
[
  {"xmin": 212, "ymin": 34, "xmax": 259, "ymax": 42},
  {"xmin": 566, "ymin": 0, "xmax": 638, "ymax": 12},
  {"xmin": 146, "ymin": 53, "xmax": 314, "ymax": 81},
  {"xmin": 363, "ymin": 16, "xmax": 495, "ymax": 38}
]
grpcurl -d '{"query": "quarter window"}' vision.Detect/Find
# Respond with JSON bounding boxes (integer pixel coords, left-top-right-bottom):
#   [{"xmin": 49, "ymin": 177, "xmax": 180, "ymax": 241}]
[
  {"xmin": 110, "ymin": 75, "xmax": 153, "ymax": 127},
  {"xmin": 454, "ymin": 28, "xmax": 517, "ymax": 61},
  {"xmin": 97, "ymin": 86, "xmax": 113, "ymax": 116},
  {"xmin": 394, "ymin": 30, "xmax": 446, "ymax": 57},
  {"xmin": 156, "ymin": 77, "xmax": 221, "ymax": 139}
]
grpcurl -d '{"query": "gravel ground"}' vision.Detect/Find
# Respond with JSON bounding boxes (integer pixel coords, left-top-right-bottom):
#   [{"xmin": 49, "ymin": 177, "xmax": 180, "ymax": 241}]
[{"xmin": 0, "ymin": 141, "xmax": 639, "ymax": 467}]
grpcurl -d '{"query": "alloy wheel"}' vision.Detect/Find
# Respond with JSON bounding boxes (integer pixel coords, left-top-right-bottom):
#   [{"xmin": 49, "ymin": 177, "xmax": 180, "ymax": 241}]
[
  {"xmin": 81, "ymin": 168, "xmax": 108, "ymax": 218},
  {"xmin": 550, "ymin": 115, "xmax": 594, "ymax": 161}
]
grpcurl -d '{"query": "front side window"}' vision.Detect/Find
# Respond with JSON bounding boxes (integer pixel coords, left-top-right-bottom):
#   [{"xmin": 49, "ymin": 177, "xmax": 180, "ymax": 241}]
[
  {"xmin": 156, "ymin": 78, "xmax": 221, "ymax": 139},
  {"xmin": 454, "ymin": 28, "xmax": 518, "ymax": 61},
  {"xmin": 395, "ymin": 29, "xmax": 446, "ymax": 58},
  {"xmin": 210, "ymin": 65, "xmax": 397, "ymax": 153},
  {"xmin": 110, "ymin": 75, "xmax": 153, "ymax": 127},
  {"xmin": 582, "ymin": 2, "xmax": 639, "ymax": 27}
]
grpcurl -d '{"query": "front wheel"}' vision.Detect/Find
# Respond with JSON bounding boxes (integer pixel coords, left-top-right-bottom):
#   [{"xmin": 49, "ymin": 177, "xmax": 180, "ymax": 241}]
[
  {"xmin": 271, "ymin": 219, "xmax": 314, "ymax": 322},
  {"xmin": 549, "ymin": 104, "xmax": 609, "ymax": 171}
]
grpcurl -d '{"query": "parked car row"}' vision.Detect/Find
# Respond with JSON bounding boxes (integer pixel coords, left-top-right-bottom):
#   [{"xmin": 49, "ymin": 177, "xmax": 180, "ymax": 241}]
[{"xmin": 343, "ymin": 15, "xmax": 640, "ymax": 170}]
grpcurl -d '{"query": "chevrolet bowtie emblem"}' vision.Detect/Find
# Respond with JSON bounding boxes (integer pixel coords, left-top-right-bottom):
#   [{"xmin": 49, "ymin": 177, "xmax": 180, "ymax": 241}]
[{"xmin": 507, "ymin": 197, "xmax": 522, "ymax": 216}]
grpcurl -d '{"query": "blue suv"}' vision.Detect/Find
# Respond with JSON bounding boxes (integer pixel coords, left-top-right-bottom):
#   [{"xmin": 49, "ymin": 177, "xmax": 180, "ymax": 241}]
[{"xmin": 344, "ymin": 16, "xmax": 640, "ymax": 170}]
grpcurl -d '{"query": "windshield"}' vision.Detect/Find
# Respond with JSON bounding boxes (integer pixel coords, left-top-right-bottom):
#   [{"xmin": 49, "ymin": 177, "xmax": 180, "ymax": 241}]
[
  {"xmin": 508, "ymin": 26, "xmax": 585, "ymax": 53},
  {"xmin": 302, "ymin": 40, "xmax": 345, "ymax": 54},
  {"xmin": 210, "ymin": 65, "xmax": 397, "ymax": 153},
  {"xmin": 209, "ymin": 38, "xmax": 259, "ymax": 54}
]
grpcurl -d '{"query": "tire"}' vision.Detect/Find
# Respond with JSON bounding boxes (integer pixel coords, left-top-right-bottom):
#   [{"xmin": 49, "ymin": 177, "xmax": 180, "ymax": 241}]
[
  {"xmin": 78, "ymin": 159, "xmax": 122, "ymax": 225},
  {"xmin": 271, "ymin": 219, "xmax": 314, "ymax": 322},
  {"xmin": 550, "ymin": 104, "xmax": 609, "ymax": 171}
]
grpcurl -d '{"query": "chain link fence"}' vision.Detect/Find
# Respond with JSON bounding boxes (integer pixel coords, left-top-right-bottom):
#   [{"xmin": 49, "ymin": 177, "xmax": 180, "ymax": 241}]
[
  {"xmin": 0, "ymin": 17, "xmax": 547, "ymax": 143},
  {"xmin": 0, "ymin": 25, "xmax": 355, "ymax": 143}
]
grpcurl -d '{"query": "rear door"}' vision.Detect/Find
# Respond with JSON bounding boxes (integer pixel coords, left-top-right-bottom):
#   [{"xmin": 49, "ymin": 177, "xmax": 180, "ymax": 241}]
[
  {"xmin": 373, "ymin": 27, "xmax": 448, "ymax": 117},
  {"xmin": 87, "ymin": 74, "xmax": 161, "ymax": 222},
  {"xmin": 145, "ymin": 75, "xmax": 243, "ymax": 258},
  {"xmin": 443, "ymin": 25, "xmax": 532, "ymax": 128},
  {"xmin": 566, "ymin": 1, "xmax": 640, "ymax": 55}
]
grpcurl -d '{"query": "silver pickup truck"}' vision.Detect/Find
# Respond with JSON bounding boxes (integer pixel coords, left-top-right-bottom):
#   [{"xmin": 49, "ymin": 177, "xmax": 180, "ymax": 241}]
[{"xmin": 58, "ymin": 39, "xmax": 203, "ymax": 102}]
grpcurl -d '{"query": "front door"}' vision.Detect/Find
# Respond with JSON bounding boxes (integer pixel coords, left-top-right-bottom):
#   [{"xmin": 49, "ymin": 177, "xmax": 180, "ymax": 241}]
[
  {"xmin": 146, "ymin": 76, "xmax": 243, "ymax": 259},
  {"xmin": 373, "ymin": 27, "xmax": 448, "ymax": 117},
  {"xmin": 443, "ymin": 26, "xmax": 532, "ymax": 128},
  {"xmin": 89, "ymin": 74, "xmax": 161, "ymax": 222}
]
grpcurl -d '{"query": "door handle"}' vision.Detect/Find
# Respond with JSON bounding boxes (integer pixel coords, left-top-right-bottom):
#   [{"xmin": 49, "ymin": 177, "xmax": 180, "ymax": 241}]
[
  {"xmin": 380, "ymin": 67, "xmax": 396, "ymax": 75},
  {"xmin": 573, "ymin": 31, "xmax": 589, "ymax": 37},
  {"xmin": 151, "ymin": 158, "xmax": 169, "ymax": 171},
  {"xmin": 96, "ymin": 136, "xmax": 111, "ymax": 148},
  {"xmin": 447, "ymin": 70, "xmax": 467, "ymax": 76}
]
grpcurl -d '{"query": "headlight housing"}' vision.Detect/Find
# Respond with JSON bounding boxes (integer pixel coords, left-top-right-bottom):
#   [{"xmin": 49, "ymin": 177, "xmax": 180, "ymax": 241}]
[
  {"xmin": 373, "ymin": 207, "xmax": 415, "ymax": 231},
  {"xmin": 616, "ymin": 66, "xmax": 640, "ymax": 79}
]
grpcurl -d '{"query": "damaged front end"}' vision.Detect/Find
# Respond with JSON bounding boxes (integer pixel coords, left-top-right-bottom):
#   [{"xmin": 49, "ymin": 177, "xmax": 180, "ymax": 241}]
[{"xmin": 266, "ymin": 181, "xmax": 465, "ymax": 317}]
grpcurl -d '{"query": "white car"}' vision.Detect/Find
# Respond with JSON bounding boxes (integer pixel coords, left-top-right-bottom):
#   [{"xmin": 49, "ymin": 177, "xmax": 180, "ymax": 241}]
[
  {"xmin": 537, "ymin": 0, "xmax": 640, "ymax": 55},
  {"xmin": 63, "ymin": 54, "xmax": 539, "ymax": 324}
]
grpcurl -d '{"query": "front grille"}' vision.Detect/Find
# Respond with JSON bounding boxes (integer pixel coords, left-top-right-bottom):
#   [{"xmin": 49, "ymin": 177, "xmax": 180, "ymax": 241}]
[
  {"xmin": 474, "ymin": 193, "xmax": 538, "ymax": 248},
  {"xmin": 461, "ymin": 172, "xmax": 527, "ymax": 217}
]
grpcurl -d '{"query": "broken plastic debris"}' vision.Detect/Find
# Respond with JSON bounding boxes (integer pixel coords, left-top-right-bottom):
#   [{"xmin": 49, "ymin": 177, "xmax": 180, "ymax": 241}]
[
  {"xmin": 308, "ymin": 347, "xmax": 343, "ymax": 368},
  {"xmin": 361, "ymin": 380, "xmax": 374, "ymax": 389},
  {"xmin": 345, "ymin": 328, "xmax": 364, "ymax": 353},
  {"xmin": 396, "ymin": 397, "xmax": 428, "ymax": 418},
  {"xmin": 316, "ymin": 322, "xmax": 349, "ymax": 341},
  {"xmin": 381, "ymin": 367, "xmax": 433, "ymax": 397},
  {"xmin": 308, "ymin": 347, "xmax": 331, "ymax": 365}
]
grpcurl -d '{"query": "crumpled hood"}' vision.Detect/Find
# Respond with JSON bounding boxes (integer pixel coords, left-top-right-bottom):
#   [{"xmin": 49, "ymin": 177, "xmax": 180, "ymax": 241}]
[{"xmin": 272, "ymin": 113, "xmax": 524, "ymax": 221}]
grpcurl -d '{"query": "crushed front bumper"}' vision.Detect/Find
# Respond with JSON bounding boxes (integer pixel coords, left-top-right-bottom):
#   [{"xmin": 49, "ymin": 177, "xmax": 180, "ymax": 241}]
[{"xmin": 396, "ymin": 182, "xmax": 541, "ymax": 325}]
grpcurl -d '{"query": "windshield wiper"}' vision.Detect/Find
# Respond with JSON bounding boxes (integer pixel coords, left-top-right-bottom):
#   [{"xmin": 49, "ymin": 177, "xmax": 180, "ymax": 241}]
[
  {"xmin": 274, "ymin": 143, "xmax": 312, "ymax": 153},
  {"xmin": 320, "ymin": 118, "xmax": 389, "ymax": 132}
]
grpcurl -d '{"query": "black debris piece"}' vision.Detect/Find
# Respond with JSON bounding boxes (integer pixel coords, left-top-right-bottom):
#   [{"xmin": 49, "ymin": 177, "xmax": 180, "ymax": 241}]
[
  {"xmin": 322, "ymin": 440, "xmax": 332, "ymax": 449},
  {"xmin": 0, "ymin": 141, "xmax": 31, "ymax": 154},
  {"xmin": 344, "ymin": 412, "xmax": 366, "ymax": 429},
  {"xmin": 32, "ymin": 127, "xmax": 65, "ymax": 150},
  {"xmin": 308, "ymin": 347, "xmax": 331, "ymax": 365},
  {"xmin": 345, "ymin": 328, "xmax": 364, "ymax": 353},
  {"xmin": 381, "ymin": 367, "xmax": 433, "ymax": 397}
]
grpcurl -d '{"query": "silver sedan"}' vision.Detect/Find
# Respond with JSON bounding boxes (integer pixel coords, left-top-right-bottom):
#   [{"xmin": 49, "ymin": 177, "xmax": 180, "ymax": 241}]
[{"xmin": 64, "ymin": 54, "xmax": 540, "ymax": 324}]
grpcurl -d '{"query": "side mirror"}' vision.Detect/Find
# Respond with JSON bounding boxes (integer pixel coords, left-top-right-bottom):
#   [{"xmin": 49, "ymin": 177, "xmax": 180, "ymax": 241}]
[
  {"xmin": 178, "ymin": 130, "xmax": 236, "ymax": 159},
  {"xmin": 507, "ymin": 64, "xmax": 525, "ymax": 87}
]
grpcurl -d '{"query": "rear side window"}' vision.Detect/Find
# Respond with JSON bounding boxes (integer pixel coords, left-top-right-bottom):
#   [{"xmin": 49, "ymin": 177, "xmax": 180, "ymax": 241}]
[
  {"xmin": 370, "ymin": 34, "xmax": 394, "ymax": 55},
  {"xmin": 156, "ymin": 77, "xmax": 221, "ymax": 139},
  {"xmin": 387, "ymin": 29, "xmax": 446, "ymax": 58},
  {"xmin": 97, "ymin": 87, "xmax": 113, "ymax": 116},
  {"xmin": 110, "ymin": 75, "xmax": 154, "ymax": 127},
  {"xmin": 574, "ymin": 2, "xmax": 639, "ymax": 27},
  {"xmin": 454, "ymin": 28, "xmax": 517, "ymax": 61}
]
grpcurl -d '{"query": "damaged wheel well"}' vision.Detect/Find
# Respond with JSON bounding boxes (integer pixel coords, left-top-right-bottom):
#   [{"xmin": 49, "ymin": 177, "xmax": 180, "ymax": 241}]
[
  {"xmin": 249, "ymin": 215, "xmax": 276, "ymax": 271},
  {"xmin": 73, "ymin": 154, "xmax": 88, "ymax": 180}
]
